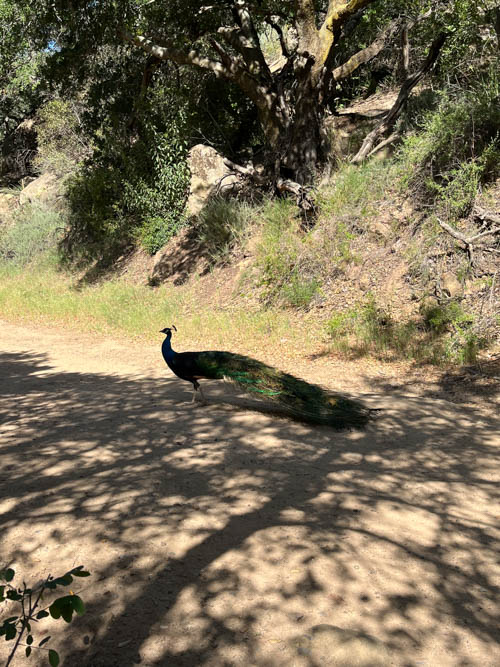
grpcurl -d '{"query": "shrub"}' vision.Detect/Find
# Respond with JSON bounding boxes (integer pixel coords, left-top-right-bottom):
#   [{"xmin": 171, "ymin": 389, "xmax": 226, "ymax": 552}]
[
  {"xmin": 195, "ymin": 197, "xmax": 254, "ymax": 265},
  {"xmin": 421, "ymin": 301, "xmax": 473, "ymax": 335},
  {"xmin": 326, "ymin": 296, "xmax": 487, "ymax": 365},
  {"xmin": 34, "ymin": 99, "xmax": 92, "ymax": 177},
  {"xmin": 398, "ymin": 73, "xmax": 500, "ymax": 219},
  {"xmin": 0, "ymin": 204, "xmax": 63, "ymax": 267},
  {"xmin": 63, "ymin": 114, "xmax": 189, "ymax": 262},
  {"xmin": 254, "ymin": 199, "xmax": 319, "ymax": 308}
]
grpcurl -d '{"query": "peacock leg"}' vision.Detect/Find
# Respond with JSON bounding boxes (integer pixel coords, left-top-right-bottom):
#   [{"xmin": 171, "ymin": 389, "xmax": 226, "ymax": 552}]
[{"xmin": 198, "ymin": 385, "xmax": 207, "ymax": 405}]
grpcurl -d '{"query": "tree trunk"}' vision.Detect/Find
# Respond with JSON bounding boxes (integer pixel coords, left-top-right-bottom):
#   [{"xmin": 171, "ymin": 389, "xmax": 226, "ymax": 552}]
[{"xmin": 285, "ymin": 93, "xmax": 323, "ymax": 184}]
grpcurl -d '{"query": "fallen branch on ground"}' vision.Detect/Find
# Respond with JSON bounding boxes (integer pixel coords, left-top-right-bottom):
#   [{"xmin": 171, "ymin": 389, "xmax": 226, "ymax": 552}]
[{"xmin": 436, "ymin": 217, "xmax": 500, "ymax": 267}]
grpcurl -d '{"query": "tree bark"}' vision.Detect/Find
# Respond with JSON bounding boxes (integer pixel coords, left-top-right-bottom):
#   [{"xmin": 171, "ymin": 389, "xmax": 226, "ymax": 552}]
[{"xmin": 121, "ymin": 1, "xmax": 408, "ymax": 184}]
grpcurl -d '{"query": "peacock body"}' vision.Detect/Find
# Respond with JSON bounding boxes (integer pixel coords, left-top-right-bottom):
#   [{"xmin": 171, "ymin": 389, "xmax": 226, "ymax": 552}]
[{"xmin": 161, "ymin": 327, "xmax": 370, "ymax": 429}]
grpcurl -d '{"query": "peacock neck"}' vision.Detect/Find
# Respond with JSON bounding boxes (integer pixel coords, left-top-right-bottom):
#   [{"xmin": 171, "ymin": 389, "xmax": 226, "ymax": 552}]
[{"xmin": 162, "ymin": 332, "xmax": 176, "ymax": 363}]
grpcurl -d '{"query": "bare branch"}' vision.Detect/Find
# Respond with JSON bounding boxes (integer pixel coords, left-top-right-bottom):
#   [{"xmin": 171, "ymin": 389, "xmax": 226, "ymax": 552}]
[
  {"xmin": 367, "ymin": 132, "xmax": 400, "ymax": 157},
  {"xmin": 332, "ymin": 20, "xmax": 397, "ymax": 81},
  {"xmin": 398, "ymin": 23, "xmax": 410, "ymax": 80},
  {"xmin": 352, "ymin": 32, "xmax": 447, "ymax": 163},
  {"xmin": 121, "ymin": 30, "xmax": 228, "ymax": 77},
  {"xmin": 474, "ymin": 206, "xmax": 500, "ymax": 227},
  {"xmin": 265, "ymin": 17, "xmax": 290, "ymax": 58},
  {"xmin": 436, "ymin": 216, "xmax": 500, "ymax": 267},
  {"xmin": 231, "ymin": 0, "xmax": 272, "ymax": 79}
]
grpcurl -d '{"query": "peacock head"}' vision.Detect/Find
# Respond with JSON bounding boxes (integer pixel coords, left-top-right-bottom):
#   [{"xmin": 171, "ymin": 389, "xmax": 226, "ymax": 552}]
[{"xmin": 160, "ymin": 325, "xmax": 177, "ymax": 335}]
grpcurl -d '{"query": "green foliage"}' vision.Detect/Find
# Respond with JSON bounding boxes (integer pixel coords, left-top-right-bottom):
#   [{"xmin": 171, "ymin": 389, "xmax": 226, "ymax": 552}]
[
  {"xmin": 0, "ymin": 565, "xmax": 89, "ymax": 666},
  {"xmin": 399, "ymin": 73, "xmax": 500, "ymax": 218},
  {"xmin": 0, "ymin": 3, "xmax": 44, "ymax": 151},
  {"xmin": 195, "ymin": 197, "xmax": 254, "ymax": 265},
  {"xmin": 64, "ymin": 112, "xmax": 189, "ymax": 262},
  {"xmin": 326, "ymin": 295, "xmax": 488, "ymax": 365},
  {"xmin": 254, "ymin": 199, "xmax": 321, "ymax": 308},
  {"xmin": 0, "ymin": 204, "xmax": 63, "ymax": 266},
  {"xmin": 421, "ymin": 300, "xmax": 472, "ymax": 335},
  {"xmin": 34, "ymin": 99, "xmax": 92, "ymax": 177}
]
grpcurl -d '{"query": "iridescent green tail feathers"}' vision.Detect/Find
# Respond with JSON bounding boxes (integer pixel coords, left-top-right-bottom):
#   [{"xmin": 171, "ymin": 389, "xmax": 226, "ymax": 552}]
[{"xmin": 179, "ymin": 350, "xmax": 370, "ymax": 429}]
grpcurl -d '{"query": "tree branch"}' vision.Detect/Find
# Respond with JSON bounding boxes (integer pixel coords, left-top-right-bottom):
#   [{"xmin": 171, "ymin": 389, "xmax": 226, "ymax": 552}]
[
  {"xmin": 121, "ymin": 28, "xmax": 266, "ymax": 106},
  {"xmin": 474, "ymin": 206, "xmax": 500, "ymax": 227},
  {"xmin": 332, "ymin": 19, "xmax": 397, "ymax": 81},
  {"xmin": 352, "ymin": 31, "xmax": 447, "ymax": 163},
  {"xmin": 436, "ymin": 216, "xmax": 500, "ymax": 267},
  {"xmin": 318, "ymin": 0, "xmax": 377, "ymax": 60},
  {"xmin": 231, "ymin": 0, "xmax": 272, "ymax": 79},
  {"xmin": 264, "ymin": 17, "xmax": 290, "ymax": 58},
  {"xmin": 120, "ymin": 30, "xmax": 229, "ymax": 77}
]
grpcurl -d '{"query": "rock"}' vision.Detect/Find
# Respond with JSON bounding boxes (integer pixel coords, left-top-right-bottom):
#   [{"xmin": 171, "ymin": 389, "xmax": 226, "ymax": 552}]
[
  {"xmin": 19, "ymin": 172, "xmax": 62, "ymax": 207},
  {"xmin": 372, "ymin": 221, "xmax": 391, "ymax": 241},
  {"xmin": 359, "ymin": 275, "xmax": 371, "ymax": 290},
  {"xmin": 0, "ymin": 192, "xmax": 19, "ymax": 225},
  {"xmin": 291, "ymin": 625, "xmax": 390, "ymax": 666},
  {"xmin": 441, "ymin": 271, "xmax": 462, "ymax": 298},
  {"xmin": 186, "ymin": 145, "xmax": 239, "ymax": 217}
]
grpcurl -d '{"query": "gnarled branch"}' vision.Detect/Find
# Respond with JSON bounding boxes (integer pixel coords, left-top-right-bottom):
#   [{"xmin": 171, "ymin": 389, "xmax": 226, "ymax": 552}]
[
  {"xmin": 436, "ymin": 216, "xmax": 500, "ymax": 267},
  {"xmin": 352, "ymin": 31, "xmax": 447, "ymax": 163},
  {"xmin": 332, "ymin": 19, "xmax": 397, "ymax": 81}
]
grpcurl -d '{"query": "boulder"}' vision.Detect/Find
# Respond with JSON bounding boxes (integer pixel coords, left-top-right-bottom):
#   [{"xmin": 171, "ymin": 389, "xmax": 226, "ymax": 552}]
[
  {"xmin": 0, "ymin": 192, "xmax": 19, "ymax": 225},
  {"xmin": 186, "ymin": 145, "xmax": 239, "ymax": 217},
  {"xmin": 19, "ymin": 172, "xmax": 62, "ymax": 207},
  {"xmin": 441, "ymin": 271, "xmax": 462, "ymax": 298}
]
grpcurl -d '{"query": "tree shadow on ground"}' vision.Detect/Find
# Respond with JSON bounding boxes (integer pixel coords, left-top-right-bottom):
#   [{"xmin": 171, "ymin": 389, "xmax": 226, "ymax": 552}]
[{"xmin": 0, "ymin": 351, "xmax": 499, "ymax": 666}]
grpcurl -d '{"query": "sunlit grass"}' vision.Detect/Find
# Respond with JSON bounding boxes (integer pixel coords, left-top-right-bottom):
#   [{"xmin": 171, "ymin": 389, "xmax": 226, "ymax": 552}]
[{"xmin": 0, "ymin": 257, "xmax": 318, "ymax": 360}]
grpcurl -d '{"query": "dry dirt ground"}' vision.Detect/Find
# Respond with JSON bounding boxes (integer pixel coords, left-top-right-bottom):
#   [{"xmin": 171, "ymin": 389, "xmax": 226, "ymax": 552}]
[{"xmin": 1, "ymin": 320, "xmax": 499, "ymax": 667}]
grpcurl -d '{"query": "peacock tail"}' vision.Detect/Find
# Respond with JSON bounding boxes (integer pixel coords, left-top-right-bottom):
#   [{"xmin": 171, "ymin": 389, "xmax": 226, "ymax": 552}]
[{"xmin": 185, "ymin": 351, "xmax": 370, "ymax": 429}]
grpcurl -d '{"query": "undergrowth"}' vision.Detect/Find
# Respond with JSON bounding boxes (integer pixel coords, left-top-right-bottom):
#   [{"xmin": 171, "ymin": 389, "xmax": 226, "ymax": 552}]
[
  {"xmin": 398, "ymin": 72, "xmax": 500, "ymax": 220},
  {"xmin": 326, "ymin": 295, "xmax": 489, "ymax": 365},
  {"xmin": 0, "ymin": 203, "xmax": 64, "ymax": 266},
  {"xmin": 195, "ymin": 197, "xmax": 254, "ymax": 265}
]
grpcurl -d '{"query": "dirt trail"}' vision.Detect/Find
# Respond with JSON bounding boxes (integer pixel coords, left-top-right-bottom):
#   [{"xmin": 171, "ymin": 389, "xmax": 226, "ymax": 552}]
[{"xmin": 1, "ymin": 320, "xmax": 499, "ymax": 666}]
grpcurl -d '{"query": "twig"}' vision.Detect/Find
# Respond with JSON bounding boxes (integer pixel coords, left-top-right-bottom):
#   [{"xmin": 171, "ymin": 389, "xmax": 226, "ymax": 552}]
[
  {"xmin": 474, "ymin": 206, "xmax": 500, "ymax": 227},
  {"xmin": 367, "ymin": 132, "xmax": 401, "ymax": 157},
  {"xmin": 490, "ymin": 271, "xmax": 498, "ymax": 313}
]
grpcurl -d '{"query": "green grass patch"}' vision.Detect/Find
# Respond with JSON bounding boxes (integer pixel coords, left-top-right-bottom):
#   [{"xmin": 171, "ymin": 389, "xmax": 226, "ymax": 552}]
[
  {"xmin": 325, "ymin": 295, "xmax": 488, "ymax": 365},
  {"xmin": 316, "ymin": 160, "xmax": 396, "ymax": 223},
  {"xmin": 0, "ymin": 204, "xmax": 64, "ymax": 266},
  {"xmin": 0, "ymin": 258, "xmax": 315, "ymax": 354},
  {"xmin": 195, "ymin": 196, "xmax": 255, "ymax": 266}
]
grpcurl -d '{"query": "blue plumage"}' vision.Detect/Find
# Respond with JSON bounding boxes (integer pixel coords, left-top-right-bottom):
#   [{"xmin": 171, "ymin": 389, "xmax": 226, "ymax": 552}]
[{"xmin": 160, "ymin": 326, "xmax": 371, "ymax": 428}]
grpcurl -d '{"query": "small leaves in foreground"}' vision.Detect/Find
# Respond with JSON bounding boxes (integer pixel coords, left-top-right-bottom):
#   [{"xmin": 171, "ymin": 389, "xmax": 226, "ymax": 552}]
[
  {"xmin": 70, "ymin": 567, "xmax": 90, "ymax": 578},
  {"xmin": 0, "ymin": 565, "xmax": 90, "ymax": 666},
  {"xmin": 48, "ymin": 649, "xmax": 60, "ymax": 667},
  {"xmin": 49, "ymin": 594, "xmax": 86, "ymax": 623},
  {"xmin": 0, "ymin": 568, "xmax": 15, "ymax": 583}
]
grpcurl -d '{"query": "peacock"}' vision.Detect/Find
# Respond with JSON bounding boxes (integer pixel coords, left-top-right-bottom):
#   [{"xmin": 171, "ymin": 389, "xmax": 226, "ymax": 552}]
[{"xmin": 160, "ymin": 326, "xmax": 371, "ymax": 429}]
